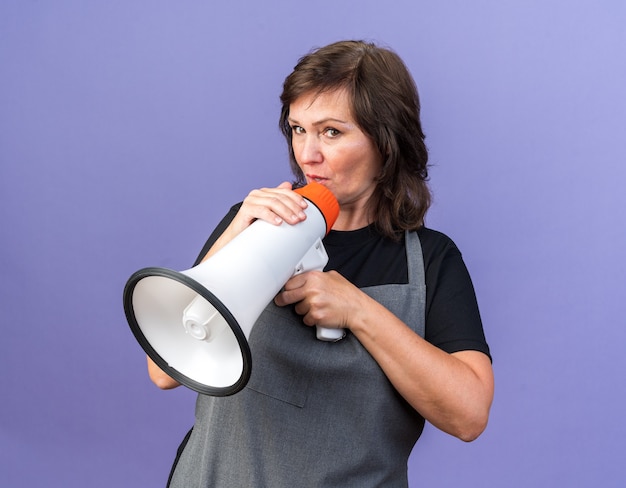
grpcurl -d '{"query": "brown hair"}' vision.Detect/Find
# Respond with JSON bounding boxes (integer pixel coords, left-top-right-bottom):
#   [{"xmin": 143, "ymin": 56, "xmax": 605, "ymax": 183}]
[{"xmin": 279, "ymin": 40, "xmax": 431, "ymax": 240}]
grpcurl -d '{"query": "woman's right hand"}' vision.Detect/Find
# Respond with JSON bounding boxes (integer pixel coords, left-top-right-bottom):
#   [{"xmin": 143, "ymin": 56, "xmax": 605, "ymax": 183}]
[
  {"xmin": 201, "ymin": 181, "xmax": 309, "ymax": 261},
  {"xmin": 147, "ymin": 356, "xmax": 181, "ymax": 390}
]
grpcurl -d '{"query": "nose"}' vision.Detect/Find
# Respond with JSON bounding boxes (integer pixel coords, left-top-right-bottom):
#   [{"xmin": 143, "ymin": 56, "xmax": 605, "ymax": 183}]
[{"xmin": 296, "ymin": 134, "xmax": 323, "ymax": 165}]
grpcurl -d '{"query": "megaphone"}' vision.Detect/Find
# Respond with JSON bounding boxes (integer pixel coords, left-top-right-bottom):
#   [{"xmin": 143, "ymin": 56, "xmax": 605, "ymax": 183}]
[{"xmin": 123, "ymin": 182, "xmax": 341, "ymax": 397}]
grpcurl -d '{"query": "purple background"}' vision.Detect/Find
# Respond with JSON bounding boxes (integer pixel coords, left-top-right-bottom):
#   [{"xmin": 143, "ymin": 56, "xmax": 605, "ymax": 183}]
[{"xmin": 2, "ymin": 1, "xmax": 625, "ymax": 486}]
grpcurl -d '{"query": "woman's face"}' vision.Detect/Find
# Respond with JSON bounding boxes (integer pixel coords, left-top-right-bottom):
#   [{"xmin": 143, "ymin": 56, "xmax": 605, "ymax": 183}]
[{"xmin": 288, "ymin": 88, "xmax": 382, "ymax": 225}]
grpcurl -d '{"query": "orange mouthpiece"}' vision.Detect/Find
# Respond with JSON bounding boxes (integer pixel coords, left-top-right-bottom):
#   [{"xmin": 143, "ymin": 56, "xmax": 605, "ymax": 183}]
[{"xmin": 294, "ymin": 182, "xmax": 339, "ymax": 235}]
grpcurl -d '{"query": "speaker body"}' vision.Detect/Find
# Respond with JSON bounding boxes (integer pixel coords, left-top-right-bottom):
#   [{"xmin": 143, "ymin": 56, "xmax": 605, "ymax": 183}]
[{"xmin": 123, "ymin": 183, "xmax": 339, "ymax": 396}]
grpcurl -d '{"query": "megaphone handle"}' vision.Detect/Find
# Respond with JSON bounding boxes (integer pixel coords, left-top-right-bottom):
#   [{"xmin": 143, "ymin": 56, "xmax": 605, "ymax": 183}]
[
  {"xmin": 294, "ymin": 239, "xmax": 345, "ymax": 342},
  {"xmin": 316, "ymin": 326, "xmax": 346, "ymax": 342}
]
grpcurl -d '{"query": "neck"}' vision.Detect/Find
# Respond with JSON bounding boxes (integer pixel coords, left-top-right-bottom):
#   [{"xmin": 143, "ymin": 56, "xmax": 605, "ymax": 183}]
[{"xmin": 332, "ymin": 207, "xmax": 373, "ymax": 231}]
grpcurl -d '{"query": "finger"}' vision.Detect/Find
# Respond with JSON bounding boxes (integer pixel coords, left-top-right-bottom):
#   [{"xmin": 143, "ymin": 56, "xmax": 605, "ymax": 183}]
[
  {"xmin": 276, "ymin": 182, "xmax": 309, "ymax": 210},
  {"xmin": 274, "ymin": 286, "xmax": 305, "ymax": 307},
  {"xmin": 245, "ymin": 186, "xmax": 308, "ymax": 225},
  {"xmin": 270, "ymin": 182, "xmax": 309, "ymax": 213},
  {"xmin": 282, "ymin": 273, "xmax": 307, "ymax": 291},
  {"xmin": 294, "ymin": 299, "xmax": 331, "ymax": 328},
  {"xmin": 277, "ymin": 181, "xmax": 294, "ymax": 190}
]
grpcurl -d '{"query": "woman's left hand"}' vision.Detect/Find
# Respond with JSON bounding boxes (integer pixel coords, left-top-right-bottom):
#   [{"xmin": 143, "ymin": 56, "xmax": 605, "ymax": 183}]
[{"xmin": 274, "ymin": 270, "xmax": 362, "ymax": 331}]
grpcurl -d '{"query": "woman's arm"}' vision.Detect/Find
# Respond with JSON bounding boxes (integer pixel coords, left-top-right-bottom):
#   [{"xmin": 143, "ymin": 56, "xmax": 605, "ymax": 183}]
[
  {"xmin": 348, "ymin": 296, "xmax": 493, "ymax": 442},
  {"xmin": 274, "ymin": 270, "xmax": 494, "ymax": 441}
]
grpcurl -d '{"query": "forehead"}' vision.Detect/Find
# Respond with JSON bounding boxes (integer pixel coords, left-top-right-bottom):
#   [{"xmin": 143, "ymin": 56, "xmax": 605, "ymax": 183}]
[{"xmin": 289, "ymin": 88, "xmax": 354, "ymax": 121}]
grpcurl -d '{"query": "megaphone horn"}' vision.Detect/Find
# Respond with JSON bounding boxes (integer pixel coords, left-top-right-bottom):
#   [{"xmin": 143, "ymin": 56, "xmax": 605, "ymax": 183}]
[{"xmin": 123, "ymin": 182, "xmax": 341, "ymax": 396}]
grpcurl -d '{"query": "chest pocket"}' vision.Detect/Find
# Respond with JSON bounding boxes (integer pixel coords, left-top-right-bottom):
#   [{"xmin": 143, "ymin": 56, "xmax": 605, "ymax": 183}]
[{"xmin": 245, "ymin": 303, "xmax": 323, "ymax": 408}]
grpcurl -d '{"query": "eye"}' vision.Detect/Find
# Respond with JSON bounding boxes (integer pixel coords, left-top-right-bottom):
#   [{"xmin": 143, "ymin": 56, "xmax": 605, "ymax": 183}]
[
  {"xmin": 324, "ymin": 128, "xmax": 341, "ymax": 138},
  {"xmin": 291, "ymin": 125, "xmax": 305, "ymax": 135}
]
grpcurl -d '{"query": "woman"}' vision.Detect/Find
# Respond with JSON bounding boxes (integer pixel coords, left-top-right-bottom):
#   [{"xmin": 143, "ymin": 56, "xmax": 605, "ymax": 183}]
[{"xmin": 150, "ymin": 40, "xmax": 494, "ymax": 487}]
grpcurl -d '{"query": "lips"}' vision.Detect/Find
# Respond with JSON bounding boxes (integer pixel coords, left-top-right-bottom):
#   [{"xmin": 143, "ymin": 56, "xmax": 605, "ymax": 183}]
[{"xmin": 306, "ymin": 174, "xmax": 328, "ymax": 184}]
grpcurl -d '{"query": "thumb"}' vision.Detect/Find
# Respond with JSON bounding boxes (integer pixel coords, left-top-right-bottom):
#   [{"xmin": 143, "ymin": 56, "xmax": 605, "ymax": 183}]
[{"xmin": 277, "ymin": 181, "xmax": 293, "ymax": 190}]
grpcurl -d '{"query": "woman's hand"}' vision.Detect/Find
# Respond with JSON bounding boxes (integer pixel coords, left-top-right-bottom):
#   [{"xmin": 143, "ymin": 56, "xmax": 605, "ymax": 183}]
[
  {"xmin": 202, "ymin": 182, "xmax": 309, "ymax": 262},
  {"xmin": 274, "ymin": 270, "xmax": 363, "ymax": 331},
  {"xmin": 147, "ymin": 356, "xmax": 181, "ymax": 390}
]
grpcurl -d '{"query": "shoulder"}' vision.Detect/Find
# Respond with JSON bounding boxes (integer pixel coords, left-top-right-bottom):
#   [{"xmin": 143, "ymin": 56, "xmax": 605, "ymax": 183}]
[
  {"xmin": 416, "ymin": 226, "xmax": 459, "ymax": 248},
  {"xmin": 415, "ymin": 227, "xmax": 463, "ymax": 268},
  {"xmin": 412, "ymin": 227, "xmax": 476, "ymax": 313},
  {"xmin": 414, "ymin": 227, "xmax": 490, "ymax": 358}
]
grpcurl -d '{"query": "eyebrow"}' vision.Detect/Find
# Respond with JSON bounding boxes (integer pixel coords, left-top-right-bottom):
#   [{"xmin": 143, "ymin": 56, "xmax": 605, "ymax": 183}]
[{"xmin": 287, "ymin": 116, "xmax": 350, "ymax": 126}]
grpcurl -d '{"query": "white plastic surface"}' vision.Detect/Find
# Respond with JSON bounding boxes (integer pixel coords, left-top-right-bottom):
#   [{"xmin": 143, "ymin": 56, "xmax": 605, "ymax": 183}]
[{"xmin": 293, "ymin": 238, "xmax": 345, "ymax": 341}]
